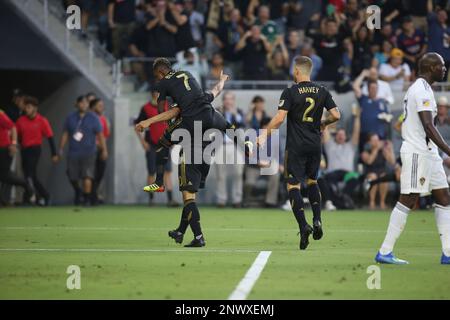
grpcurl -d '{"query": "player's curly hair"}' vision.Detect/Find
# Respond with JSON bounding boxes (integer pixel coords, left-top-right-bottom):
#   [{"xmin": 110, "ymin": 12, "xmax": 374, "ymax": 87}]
[{"xmin": 153, "ymin": 57, "xmax": 172, "ymax": 72}]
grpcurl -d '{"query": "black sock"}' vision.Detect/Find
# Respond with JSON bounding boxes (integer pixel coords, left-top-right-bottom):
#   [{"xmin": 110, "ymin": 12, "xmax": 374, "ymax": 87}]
[
  {"xmin": 83, "ymin": 193, "xmax": 91, "ymax": 205},
  {"xmin": 155, "ymin": 147, "xmax": 169, "ymax": 186},
  {"xmin": 177, "ymin": 201, "xmax": 195, "ymax": 234},
  {"xmin": 167, "ymin": 190, "xmax": 173, "ymax": 202},
  {"xmin": 288, "ymin": 189, "xmax": 308, "ymax": 231},
  {"xmin": 187, "ymin": 201, "xmax": 202, "ymax": 237},
  {"xmin": 70, "ymin": 180, "xmax": 81, "ymax": 202},
  {"xmin": 308, "ymin": 183, "xmax": 322, "ymax": 223}
]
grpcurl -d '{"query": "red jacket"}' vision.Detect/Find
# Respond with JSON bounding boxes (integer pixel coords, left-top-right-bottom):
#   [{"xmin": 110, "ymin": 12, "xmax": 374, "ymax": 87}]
[
  {"xmin": 0, "ymin": 110, "xmax": 15, "ymax": 148},
  {"xmin": 16, "ymin": 114, "xmax": 53, "ymax": 148}
]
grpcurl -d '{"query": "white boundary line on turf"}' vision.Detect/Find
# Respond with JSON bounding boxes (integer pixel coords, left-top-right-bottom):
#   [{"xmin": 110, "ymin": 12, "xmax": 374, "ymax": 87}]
[
  {"xmin": 228, "ymin": 251, "xmax": 272, "ymax": 300},
  {"xmin": 0, "ymin": 226, "xmax": 435, "ymax": 234}
]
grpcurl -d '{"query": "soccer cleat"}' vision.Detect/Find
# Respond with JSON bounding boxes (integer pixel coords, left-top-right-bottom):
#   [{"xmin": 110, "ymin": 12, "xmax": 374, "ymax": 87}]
[
  {"xmin": 184, "ymin": 236, "xmax": 206, "ymax": 248},
  {"xmin": 441, "ymin": 253, "xmax": 450, "ymax": 265},
  {"xmin": 312, "ymin": 220, "xmax": 323, "ymax": 240},
  {"xmin": 299, "ymin": 224, "xmax": 313, "ymax": 250},
  {"xmin": 143, "ymin": 184, "xmax": 165, "ymax": 193},
  {"xmin": 375, "ymin": 251, "xmax": 409, "ymax": 265},
  {"xmin": 168, "ymin": 230, "xmax": 184, "ymax": 244}
]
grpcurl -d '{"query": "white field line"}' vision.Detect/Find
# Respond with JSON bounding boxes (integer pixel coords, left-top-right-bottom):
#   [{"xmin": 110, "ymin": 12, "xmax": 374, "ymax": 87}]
[
  {"xmin": 0, "ymin": 226, "xmax": 435, "ymax": 234},
  {"xmin": 228, "ymin": 251, "xmax": 272, "ymax": 300},
  {"xmin": 0, "ymin": 248, "xmax": 439, "ymax": 257}
]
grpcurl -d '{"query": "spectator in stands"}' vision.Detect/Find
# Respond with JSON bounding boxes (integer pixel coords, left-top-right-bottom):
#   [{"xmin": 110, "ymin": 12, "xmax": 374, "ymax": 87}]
[
  {"xmin": 244, "ymin": 116, "xmax": 280, "ymax": 208},
  {"xmin": 214, "ymin": 8, "xmax": 245, "ymax": 64},
  {"xmin": 397, "ymin": 16, "xmax": 427, "ymax": 70},
  {"xmin": 169, "ymin": 1, "xmax": 196, "ymax": 54},
  {"xmin": 108, "ymin": 0, "xmax": 137, "ymax": 58},
  {"xmin": 184, "ymin": 0, "xmax": 205, "ymax": 47},
  {"xmin": 322, "ymin": 105, "xmax": 361, "ymax": 209},
  {"xmin": 268, "ymin": 36, "xmax": 290, "ymax": 80},
  {"xmin": 427, "ymin": 5, "xmax": 450, "ymax": 79},
  {"xmin": 145, "ymin": 0, "xmax": 178, "ymax": 58},
  {"xmin": 90, "ymin": 98, "xmax": 110, "ymax": 205},
  {"xmin": 0, "ymin": 110, "xmax": 33, "ymax": 205},
  {"xmin": 5, "ymin": 89, "xmax": 26, "ymax": 123},
  {"xmin": 352, "ymin": 26, "xmax": 374, "ymax": 78},
  {"xmin": 128, "ymin": 24, "xmax": 152, "ymax": 92},
  {"xmin": 247, "ymin": 2, "xmax": 279, "ymax": 44},
  {"xmin": 361, "ymin": 67, "xmax": 395, "ymax": 105},
  {"xmin": 173, "ymin": 50, "xmax": 208, "ymax": 84},
  {"xmin": 373, "ymin": 22, "xmax": 397, "ymax": 48},
  {"xmin": 16, "ymin": 97, "xmax": 58, "ymax": 206},
  {"xmin": 246, "ymin": 95, "xmax": 267, "ymax": 131},
  {"xmin": 379, "ymin": 48, "xmax": 412, "ymax": 91},
  {"xmin": 436, "ymin": 96, "xmax": 450, "ymax": 143},
  {"xmin": 361, "ymin": 134, "xmax": 396, "ymax": 210},
  {"xmin": 373, "ymin": 40, "xmax": 394, "ymax": 67},
  {"xmin": 286, "ymin": 0, "xmax": 322, "ymax": 33},
  {"xmin": 205, "ymin": 52, "xmax": 233, "ymax": 83},
  {"xmin": 215, "ymin": 91, "xmax": 245, "ymax": 208},
  {"xmin": 353, "ymin": 74, "xmax": 392, "ymax": 149},
  {"xmin": 286, "ymin": 30, "xmax": 302, "ymax": 64},
  {"xmin": 134, "ymin": 91, "xmax": 178, "ymax": 207},
  {"xmin": 405, "ymin": 0, "xmax": 430, "ymax": 32},
  {"xmin": 59, "ymin": 96, "xmax": 108, "ymax": 206},
  {"xmin": 311, "ymin": 18, "xmax": 343, "ymax": 82},
  {"xmin": 335, "ymin": 37, "xmax": 353, "ymax": 93},
  {"xmin": 235, "ymin": 25, "xmax": 271, "ymax": 80}
]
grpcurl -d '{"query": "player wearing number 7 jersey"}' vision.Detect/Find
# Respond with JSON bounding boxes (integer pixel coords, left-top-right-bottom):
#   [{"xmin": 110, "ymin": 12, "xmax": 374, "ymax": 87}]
[
  {"xmin": 256, "ymin": 56, "xmax": 341, "ymax": 250},
  {"xmin": 135, "ymin": 58, "xmax": 251, "ymax": 248},
  {"xmin": 375, "ymin": 52, "xmax": 450, "ymax": 265}
]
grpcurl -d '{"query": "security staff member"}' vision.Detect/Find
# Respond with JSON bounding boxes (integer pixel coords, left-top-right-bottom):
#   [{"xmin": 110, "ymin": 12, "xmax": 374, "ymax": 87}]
[{"xmin": 16, "ymin": 96, "xmax": 58, "ymax": 206}]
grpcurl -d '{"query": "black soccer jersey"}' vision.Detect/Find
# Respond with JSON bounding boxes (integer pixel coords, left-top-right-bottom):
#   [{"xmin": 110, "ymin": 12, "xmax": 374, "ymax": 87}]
[
  {"xmin": 278, "ymin": 81, "xmax": 337, "ymax": 153},
  {"xmin": 156, "ymin": 70, "xmax": 213, "ymax": 117}
]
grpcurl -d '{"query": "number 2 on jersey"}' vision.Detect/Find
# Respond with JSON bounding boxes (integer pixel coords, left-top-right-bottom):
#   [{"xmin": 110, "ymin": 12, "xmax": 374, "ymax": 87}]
[
  {"xmin": 302, "ymin": 97, "xmax": 315, "ymax": 123},
  {"xmin": 176, "ymin": 73, "xmax": 191, "ymax": 91}
]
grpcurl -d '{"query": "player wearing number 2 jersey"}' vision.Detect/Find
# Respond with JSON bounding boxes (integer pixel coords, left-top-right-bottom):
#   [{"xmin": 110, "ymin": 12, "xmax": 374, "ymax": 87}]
[
  {"xmin": 256, "ymin": 56, "xmax": 341, "ymax": 250},
  {"xmin": 376, "ymin": 52, "xmax": 450, "ymax": 265}
]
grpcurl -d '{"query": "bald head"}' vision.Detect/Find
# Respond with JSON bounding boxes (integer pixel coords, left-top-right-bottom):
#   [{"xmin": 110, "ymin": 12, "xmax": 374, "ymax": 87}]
[{"xmin": 419, "ymin": 52, "xmax": 446, "ymax": 82}]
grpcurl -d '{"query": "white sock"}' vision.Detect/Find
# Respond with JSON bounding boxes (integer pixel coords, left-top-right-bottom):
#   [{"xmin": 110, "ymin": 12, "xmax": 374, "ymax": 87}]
[
  {"xmin": 379, "ymin": 202, "xmax": 410, "ymax": 255},
  {"xmin": 434, "ymin": 205, "xmax": 450, "ymax": 257}
]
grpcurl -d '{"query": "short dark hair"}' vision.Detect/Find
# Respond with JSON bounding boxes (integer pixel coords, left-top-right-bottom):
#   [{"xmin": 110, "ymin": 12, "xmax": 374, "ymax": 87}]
[
  {"xmin": 252, "ymin": 95, "xmax": 265, "ymax": 103},
  {"xmin": 23, "ymin": 96, "xmax": 39, "ymax": 107},
  {"xmin": 76, "ymin": 95, "xmax": 86, "ymax": 104},
  {"xmin": 89, "ymin": 98, "xmax": 102, "ymax": 109},
  {"xmin": 367, "ymin": 79, "xmax": 378, "ymax": 87},
  {"xmin": 153, "ymin": 57, "xmax": 172, "ymax": 72}
]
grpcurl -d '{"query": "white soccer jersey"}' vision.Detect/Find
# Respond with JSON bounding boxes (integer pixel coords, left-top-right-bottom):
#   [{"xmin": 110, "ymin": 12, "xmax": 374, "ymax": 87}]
[{"xmin": 400, "ymin": 78, "xmax": 439, "ymax": 158}]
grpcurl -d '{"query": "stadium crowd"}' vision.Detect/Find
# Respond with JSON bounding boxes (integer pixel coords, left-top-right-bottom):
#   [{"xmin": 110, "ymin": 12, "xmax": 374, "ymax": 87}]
[
  {"xmin": 2, "ymin": 0, "xmax": 450, "ymax": 209},
  {"xmin": 64, "ymin": 0, "xmax": 450, "ymax": 90}
]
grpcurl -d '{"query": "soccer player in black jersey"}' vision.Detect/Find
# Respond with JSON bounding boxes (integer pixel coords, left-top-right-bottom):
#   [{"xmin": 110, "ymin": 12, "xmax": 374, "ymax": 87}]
[
  {"xmin": 256, "ymin": 56, "xmax": 341, "ymax": 250},
  {"xmin": 135, "ymin": 58, "xmax": 250, "ymax": 247}
]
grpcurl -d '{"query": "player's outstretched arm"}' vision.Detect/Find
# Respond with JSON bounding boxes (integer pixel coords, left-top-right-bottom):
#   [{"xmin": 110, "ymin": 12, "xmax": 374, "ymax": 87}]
[
  {"xmin": 209, "ymin": 70, "xmax": 230, "ymax": 99},
  {"xmin": 321, "ymin": 107, "xmax": 341, "ymax": 131},
  {"xmin": 256, "ymin": 109, "xmax": 288, "ymax": 148},
  {"xmin": 419, "ymin": 111, "xmax": 450, "ymax": 156},
  {"xmin": 135, "ymin": 107, "xmax": 181, "ymax": 132}
]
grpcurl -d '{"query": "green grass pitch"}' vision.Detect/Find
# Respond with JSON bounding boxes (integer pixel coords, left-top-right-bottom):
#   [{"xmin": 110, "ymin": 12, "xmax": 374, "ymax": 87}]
[{"xmin": 0, "ymin": 206, "xmax": 449, "ymax": 300}]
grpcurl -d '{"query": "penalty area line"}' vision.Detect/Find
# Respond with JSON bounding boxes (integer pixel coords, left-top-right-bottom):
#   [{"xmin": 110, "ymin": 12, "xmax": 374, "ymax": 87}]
[{"xmin": 228, "ymin": 250, "xmax": 272, "ymax": 300}]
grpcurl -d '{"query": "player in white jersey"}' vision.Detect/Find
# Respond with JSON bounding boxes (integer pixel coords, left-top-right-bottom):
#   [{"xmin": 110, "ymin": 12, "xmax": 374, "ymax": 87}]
[{"xmin": 375, "ymin": 52, "xmax": 450, "ymax": 265}]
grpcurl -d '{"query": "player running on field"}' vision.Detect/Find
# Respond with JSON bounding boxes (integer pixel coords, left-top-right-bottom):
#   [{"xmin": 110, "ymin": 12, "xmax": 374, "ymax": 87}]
[
  {"xmin": 135, "ymin": 58, "xmax": 249, "ymax": 247},
  {"xmin": 375, "ymin": 52, "xmax": 450, "ymax": 265},
  {"xmin": 256, "ymin": 56, "xmax": 341, "ymax": 250}
]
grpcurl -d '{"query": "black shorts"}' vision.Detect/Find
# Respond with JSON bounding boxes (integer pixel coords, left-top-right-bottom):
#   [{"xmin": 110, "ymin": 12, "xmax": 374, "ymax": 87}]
[
  {"xmin": 284, "ymin": 149, "xmax": 321, "ymax": 185},
  {"xmin": 145, "ymin": 144, "xmax": 172, "ymax": 175},
  {"xmin": 178, "ymin": 149, "xmax": 210, "ymax": 193}
]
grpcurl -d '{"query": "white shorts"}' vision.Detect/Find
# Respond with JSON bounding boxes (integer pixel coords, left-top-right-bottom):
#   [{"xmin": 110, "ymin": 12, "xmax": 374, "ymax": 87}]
[{"xmin": 400, "ymin": 152, "xmax": 448, "ymax": 194}]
